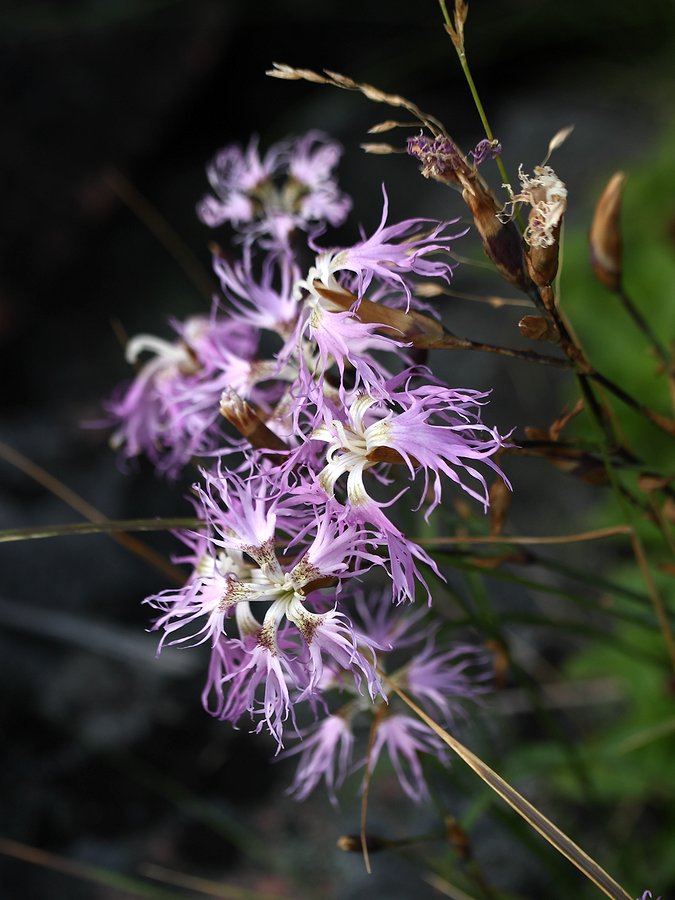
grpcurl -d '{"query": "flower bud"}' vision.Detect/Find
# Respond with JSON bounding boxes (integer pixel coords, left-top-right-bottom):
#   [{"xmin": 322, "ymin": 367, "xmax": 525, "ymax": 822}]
[
  {"xmin": 526, "ymin": 222, "xmax": 562, "ymax": 287},
  {"xmin": 462, "ymin": 177, "xmax": 529, "ymax": 290},
  {"xmin": 518, "ymin": 314, "xmax": 560, "ymax": 343},
  {"xmin": 589, "ymin": 171, "xmax": 625, "ymax": 291},
  {"xmin": 502, "ymin": 165, "xmax": 567, "ymax": 287},
  {"xmin": 337, "ymin": 834, "xmax": 388, "ymax": 853},
  {"xmin": 220, "ymin": 389, "xmax": 288, "ymax": 452}
]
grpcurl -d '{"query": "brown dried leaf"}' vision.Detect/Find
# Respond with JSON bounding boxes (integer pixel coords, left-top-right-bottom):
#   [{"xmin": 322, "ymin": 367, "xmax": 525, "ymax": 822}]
[
  {"xmin": 638, "ymin": 473, "xmax": 672, "ymax": 493},
  {"xmin": 549, "ymin": 399, "xmax": 585, "ymax": 442},
  {"xmin": 518, "ymin": 315, "xmax": 560, "ymax": 343}
]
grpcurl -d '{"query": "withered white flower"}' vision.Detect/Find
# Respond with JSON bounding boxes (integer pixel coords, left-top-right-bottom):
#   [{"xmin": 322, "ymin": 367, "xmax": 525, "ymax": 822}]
[{"xmin": 500, "ymin": 164, "xmax": 567, "ymax": 248}]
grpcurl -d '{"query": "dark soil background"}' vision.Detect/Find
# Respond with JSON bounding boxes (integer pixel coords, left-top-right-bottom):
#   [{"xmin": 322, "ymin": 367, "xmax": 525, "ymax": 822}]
[{"xmin": 1, "ymin": 1, "xmax": 674, "ymax": 897}]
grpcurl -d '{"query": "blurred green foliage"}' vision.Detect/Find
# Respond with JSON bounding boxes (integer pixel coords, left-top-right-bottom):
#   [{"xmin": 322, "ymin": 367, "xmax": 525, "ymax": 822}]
[
  {"xmin": 561, "ymin": 125, "xmax": 675, "ymax": 467},
  {"xmin": 502, "ymin": 124, "xmax": 675, "ymax": 896}
]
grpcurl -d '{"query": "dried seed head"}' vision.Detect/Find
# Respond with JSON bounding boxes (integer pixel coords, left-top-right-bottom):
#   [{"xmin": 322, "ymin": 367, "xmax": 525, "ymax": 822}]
[
  {"xmin": 407, "ymin": 133, "xmax": 467, "ymax": 186},
  {"xmin": 589, "ymin": 171, "xmax": 626, "ymax": 291},
  {"xmin": 502, "ymin": 165, "xmax": 567, "ymax": 248}
]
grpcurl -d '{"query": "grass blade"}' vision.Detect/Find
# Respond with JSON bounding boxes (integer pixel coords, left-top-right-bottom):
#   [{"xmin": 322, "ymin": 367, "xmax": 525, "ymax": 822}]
[{"xmin": 384, "ymin": 680, "xmax": 632, "ymax": 900}]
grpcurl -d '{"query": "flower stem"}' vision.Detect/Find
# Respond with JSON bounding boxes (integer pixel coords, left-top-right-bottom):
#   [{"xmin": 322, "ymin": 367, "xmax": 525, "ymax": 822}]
[
  {"xmin": 617, "ymin": 285, "xmax": 670, "ymax": 368},
  {"xmin": 438, "ymin": 0, "xmax": 512, "ymax": 192}
]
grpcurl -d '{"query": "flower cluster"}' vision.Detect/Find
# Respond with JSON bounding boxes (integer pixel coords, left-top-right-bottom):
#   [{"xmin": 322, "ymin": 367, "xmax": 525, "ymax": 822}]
[
  {"xmin": 106, "ymin": 132, "xmax": 509, "ymax": 801},
  {"xmin": 197, "ymin": 132, "xmax": 351, "ymax": 250}
]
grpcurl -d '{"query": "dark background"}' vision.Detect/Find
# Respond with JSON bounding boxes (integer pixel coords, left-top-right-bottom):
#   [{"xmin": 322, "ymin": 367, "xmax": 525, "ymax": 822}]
[{"xmin": 1, "ymin": 1, "xmax": 674, "ymax": 897}]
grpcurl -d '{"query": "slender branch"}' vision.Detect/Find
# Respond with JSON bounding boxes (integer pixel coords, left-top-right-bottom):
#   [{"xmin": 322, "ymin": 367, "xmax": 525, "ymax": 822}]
[
  {"xmin": 0, "ymin": 518, "xmax": 201, "ymax": 545},
  {"xmin": 414, "ymin": 525, "xmax": 632, "ymax": 547},
  {"xmin": 589, "ymin": 368, "xmax": 675, "ymax": 436},
  {"xmin": 105, "ymin": 171, "xmax": 215, "ymax": 302},
  {"xmin": 617, "ymin": 285, "xmax": 670, "ymax": 367},
  {"xmin": 426, "ymin": 333, "xmax": 571, "ymax": 367},
  {"xmin": 0, "ymin": 441, "xmax": 186, "ymax": 584},
  {"xmin": 0, "ymin": 838, "xmax": 175, "ymax": 900},
  {"xmin": 437, "ymin": 0, "xmax": 512, "ymax": 193},
  {"xmin": 419, "ymin": 525, "xmax": 675, "ymax": 672}
]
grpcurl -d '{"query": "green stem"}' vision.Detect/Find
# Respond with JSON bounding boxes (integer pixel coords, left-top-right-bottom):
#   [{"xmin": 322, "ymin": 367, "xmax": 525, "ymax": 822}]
[
  {"xmin": 438, "ymin": 0, "xmax": 511, "ymax": 191},
  {"xmin": 581, "ymin": 380, "xmax": 675, "ymax": 674},
  {"xmin": 617, "ymin": 284, "xmax": 670, "ymax": 367}
]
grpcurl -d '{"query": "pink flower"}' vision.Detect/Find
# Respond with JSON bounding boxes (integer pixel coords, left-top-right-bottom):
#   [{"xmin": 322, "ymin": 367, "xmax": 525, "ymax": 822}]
[
  {"xmin": 302, "ymin": 301, "xmax": 403, "ymax": 398},
  {"xmin": 368, "ymin": 714, "xmax": 448, "ymax": 803},
  {"xmin": 297, "ymin": 186, "xmax": 465, "ymax": 308},
  {"xmin": 405, "ymin": 642, "xmax": 491, "ymax": 719},
  {"xmin": 197, "ymin": 137, "xmax": 284, "ymax": 228},
  {"xmin": 288, "ymin": 131, "xmax": 352, "ymax": 227},
  {"xmin": 105, "ymin": 314, "xmax": 262, "ymax": 476},
  {"xmin": 213, "ymin": 249, "xmax": 300, "ymax": 334},
  {"xmin": 286, "ymin": 598, "xmax": 381, "ymax": 700},
  {"xmin": 198, "ymin": 133, "xmax": 351, "ymax": 250},
  {"xmin": 281, "ymin": 714, "xmax": 355, "ymax": 803}
]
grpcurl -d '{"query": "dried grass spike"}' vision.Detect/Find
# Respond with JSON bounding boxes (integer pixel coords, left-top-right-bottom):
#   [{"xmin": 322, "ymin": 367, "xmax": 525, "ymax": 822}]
[
  {"xmin": 368, "ymin": 120, "xmax": 404, "ymax": 134},
  {"xmin": 323, "ymin": 69, "xmax": 358, "ymax": 88},
  {"xmin": 360, "ymin": 143, "xmax": 399, "ymax": 154},
  {"xmin": 266, "ymin": 62, "xmax": 329, "ymax": 84},
  {"xmin": 543, "ymin": 125, "xmax": 575, "ymax": 164}
]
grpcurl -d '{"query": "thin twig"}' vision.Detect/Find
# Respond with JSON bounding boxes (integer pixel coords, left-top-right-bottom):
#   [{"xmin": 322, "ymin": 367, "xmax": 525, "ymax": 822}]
[
  {"xmin": 0, "ymin": 440, "xmax": 186, "ymax": 584},
  {"xmin": 413, "ymin": 525, "xmax": 632, "ymax": 547},
  {"xmin": 0, "ymin": 838, "xmax": 175, "ymax": 900},
  {"xmin": 426, "ymin": 333, "xmax": 570, "ymax": 367},
  {"xmin": 360, "ymin": 704, "xmax": 387, "ymax": 874},
  {"xmin": 617, "ymin": 285, "xmax": 670, "ymax": 368},
  {"xmin": 437, "ymin": 0, "xmax": 513, "ymax": 196},
  {"xmin": 417, "ymin": 525, "xmax": 675, "ymax": 672},
  {"xmin": 105, "ymin": 170, "xmax": 216, "ymax": 303},
  {"xmin": 0, "ymin": 518, "xmax": 201, "ymax": 544}
]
